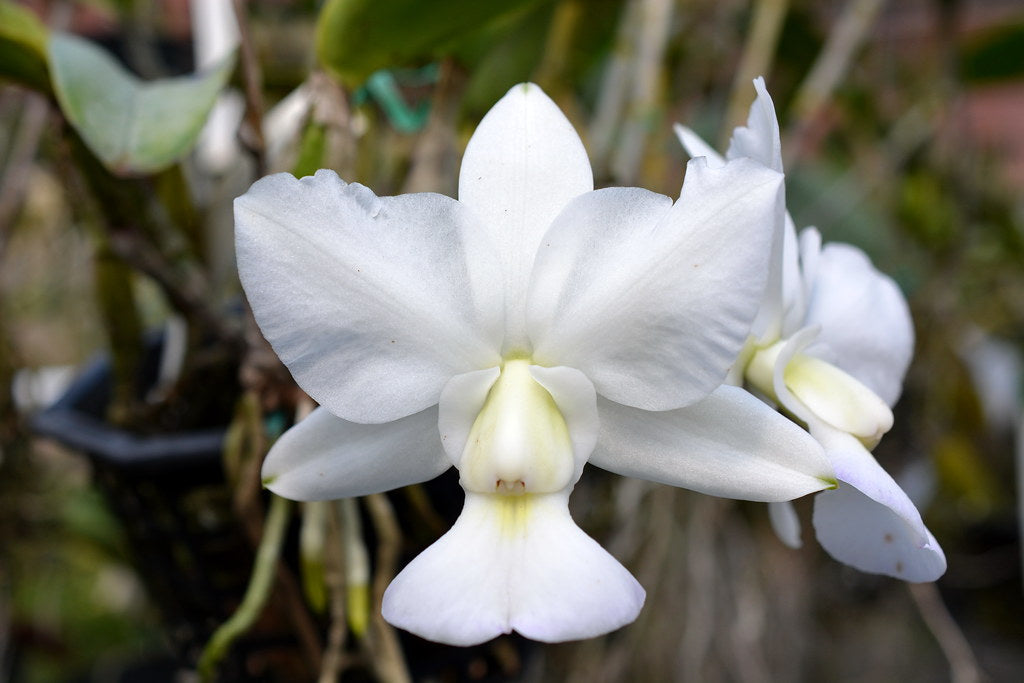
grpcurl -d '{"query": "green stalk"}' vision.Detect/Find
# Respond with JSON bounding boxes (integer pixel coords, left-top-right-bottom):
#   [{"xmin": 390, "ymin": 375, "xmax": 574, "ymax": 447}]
[{"xmin": 197, "ymin": 494, "xmax": 292, "ymax": 681}]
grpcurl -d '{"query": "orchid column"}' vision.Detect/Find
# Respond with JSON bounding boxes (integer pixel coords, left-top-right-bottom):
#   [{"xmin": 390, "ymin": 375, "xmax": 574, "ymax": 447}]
[{"xmin": 235, "ymin": 83, "xmax": 835, "ymax": 646}]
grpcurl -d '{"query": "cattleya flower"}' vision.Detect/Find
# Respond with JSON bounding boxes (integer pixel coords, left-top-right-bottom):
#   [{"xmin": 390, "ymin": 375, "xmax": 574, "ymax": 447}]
[
  {"xmin": 235, "ymin": 83, "xmax": 835, "ymax": 646},
  {"xmin": 676, "ymin": 78, "xmax": 946, "ymax": 582}
]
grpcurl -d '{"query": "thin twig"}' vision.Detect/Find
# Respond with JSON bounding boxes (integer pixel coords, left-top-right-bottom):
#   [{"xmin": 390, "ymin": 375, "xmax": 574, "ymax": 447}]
[
  {"xmin": 609, "ymin": 0, "xmax": 674, "ymax": 185},
  {"xmin": 309, "ymin": 70, "xmax": 358, "ymax": 178},
  {"xmin": 341, "ymin": 498, "xmax": 371, "ymax": 639},
  {"xmin": 589, "ymin": 0, "xmax": 641, "ymax": 177},
  {"xmin": 1018, "ymin": 407, "xmax": 1024, "ymax": 594},
  {"xmin": 401, "ymin": 58, "xmax": 464, "ymax": 195},
  {"xmin": 319, "ymin": 500, "xmax": 350, "ymax": 683},
  {"xmin": 228, "ymin": 393, "xmax": 324, "ymax": 675},
  {"xmin": 362, "ymin": 493, "xmax": 411, "ymax": 683},
  {"xmin": 0, "ymin": 91, "xmax": 49, "ymax": 259},
  {"xmin": 908, "ymin": 582, "xmax": 985, "ymax": 683},
  {"xmin": 197, "ymin": 494, "xmax": 293, "ymax": 682},
  {"xmin": 107, "ymin": 229, "xmax": 241, "ymax": 348},
  {"xmin": 719, "ymin": 0, "xmax": 790, "ymax": 147},
  {"xmin": 533, "ymin": 0, "xmax": 585, "ymax": 97},
  {"xmin": 231, "ymin": 0, "xmax": 267, "ymax": 176}
]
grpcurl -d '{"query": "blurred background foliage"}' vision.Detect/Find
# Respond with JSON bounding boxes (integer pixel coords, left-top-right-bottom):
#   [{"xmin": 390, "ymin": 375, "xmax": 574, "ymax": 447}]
[{"xmin": 1, "ymin": 0, "xmax": 1023, "ymax": 681}]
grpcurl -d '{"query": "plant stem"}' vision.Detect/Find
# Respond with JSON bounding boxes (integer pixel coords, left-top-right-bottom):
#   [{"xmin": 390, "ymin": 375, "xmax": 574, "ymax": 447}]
[
  {"xmin": 362, "ymin": 494, "xmax": 411, "ymax": 683},
  {"xmin": 197, "ymin": 493, "xmax": 293, "ymax": 681},
  {"xmin": 908, "ymin": 582, "xmax": 985, "ymax": 683},
  {"xmin": 231, "ymin": 0, "xmax": 267, "ymax": 176},
  {"xmin": 318, "ymin": 500, "xmax": 350, "ymax": 682}
]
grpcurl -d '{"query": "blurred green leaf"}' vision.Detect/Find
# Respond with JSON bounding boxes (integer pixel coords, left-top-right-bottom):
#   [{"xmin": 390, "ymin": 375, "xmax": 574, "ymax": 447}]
[
  {"xmin": 316, "ymin": 0, "xmax": 546, "ymax": 88},
  {"xmin": 0, "ymin": 0, "xmax": 50, "ymax": 91},
  {"xmin": 291, "ymin": 120, "xmax": 327, "ymax": 178},
  {"xmin": 898, "ymin": 171, "xmax": 961, "ymax": 253},
  {"xmin": 960, "ymin": 19, "xmax": 1024, "ymax": 83},
  {"xmin": 48, "ymin": 32, "xmax": 235, "ymax": 177},
  {"xmin": 458, "ymin": 2, "xmax": 553, "ymax": 119}
]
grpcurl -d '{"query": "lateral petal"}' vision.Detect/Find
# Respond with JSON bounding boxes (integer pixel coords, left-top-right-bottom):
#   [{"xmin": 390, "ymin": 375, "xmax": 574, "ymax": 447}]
[
  {"xmin": 261, "ymin": 406, "xmax": 450, "ymax": 500},
  {"xmin": 437, "ymin": 365, "xmax": 598, "ymax": 490},
  {"xmin": 590, "ymin": 386, "xmax": 835, "ymax": 502},
  {"xmin": 437, "ymin": 367, "xmax": 501, "ymax": 467},
  {"xmin": 528, "ymin": 158, "xmax": 784, "ymax": 411},
  {"xmin": 235, "ymin": 170, "xmax": 503, "ymax": 423},
  {"xmin": 803, "ymin": 242, "xmax": 914, "ymax": 406},
  {"xmin": 458, "ymin": 83, "xmax": 594, "ymax": 349},
  {"xmin": 767, "ymin": 327, "xmax": 894, "ymax": 444},
  {"xmin": 382, "ymin": 490, "xmax": 644, "ymax": 646},
  {"xmin": 785, "ymin": 351, "xmax": 894, "ymax": 443},
  {"xmin": 810, "ymin": 423, "xmax": 946, "ymax": 582}
]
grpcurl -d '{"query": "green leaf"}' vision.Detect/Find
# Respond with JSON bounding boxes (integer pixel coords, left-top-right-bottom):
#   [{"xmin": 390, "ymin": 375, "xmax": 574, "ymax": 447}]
[
  {"xmin": 48, "ymin": 32, "xmax": 235, "ymax": 177},
  {"xmin": 316, "ymin": 0, "xmax": 545, "ymax": 88},
  {"xmin": 960, "ymin": 20, "xmax": 1024, "ymax": 83},
  {"xmin": 0, "ymin": 1, "xmax": 50, "ymax": 92},
  {"xmin": 457, "ymin": 2, "xmax": 553, "ymax": 120}
]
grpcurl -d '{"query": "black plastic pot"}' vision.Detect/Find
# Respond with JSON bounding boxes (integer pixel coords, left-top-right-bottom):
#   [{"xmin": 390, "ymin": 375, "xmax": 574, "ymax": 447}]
[
  {"xmin": 32, "ymin": 340, "xmax": 536, "ymax": 680},
  {"xmin": 30, "ymin": 340, "xmax": 306, "ymax": 679}
]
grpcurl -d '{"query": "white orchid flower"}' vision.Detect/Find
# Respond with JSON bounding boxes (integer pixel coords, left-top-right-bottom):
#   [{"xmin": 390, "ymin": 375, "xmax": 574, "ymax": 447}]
[
  {"xmin": 235, "ymin": 83, "xmax": 835, "ymax": 646},
  {"xmin": 675, "ymin": 77, "xmax": 946, "ymax": 582}
]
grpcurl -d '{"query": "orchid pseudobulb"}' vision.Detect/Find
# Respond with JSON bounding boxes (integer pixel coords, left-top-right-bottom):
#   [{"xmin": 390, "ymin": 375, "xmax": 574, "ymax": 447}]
[{"xmin": 235, "ymin": 83, "xmax": 835, "ymax": 646}]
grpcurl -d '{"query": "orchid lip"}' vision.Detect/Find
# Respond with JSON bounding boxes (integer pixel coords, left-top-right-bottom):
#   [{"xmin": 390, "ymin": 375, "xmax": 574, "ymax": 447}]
[{"xmin": 458, "ymin": 358, "xmax": 576, "ymax": 495}]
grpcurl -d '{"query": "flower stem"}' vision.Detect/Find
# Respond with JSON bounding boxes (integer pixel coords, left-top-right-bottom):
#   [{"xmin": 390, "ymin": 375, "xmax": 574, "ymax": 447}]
[{"xmin": 197, "ymin": 493, "xmax": 293, "ymax": 681}]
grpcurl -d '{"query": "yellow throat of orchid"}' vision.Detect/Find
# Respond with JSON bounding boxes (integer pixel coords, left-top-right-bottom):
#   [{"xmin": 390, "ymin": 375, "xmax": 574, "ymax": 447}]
[
  {"xmin": 745, "ymin": 340, "xmax": 894, "ymax": 447},
  {"xmin": 458, "ymin": 358, "xmax": 576, "ymax": 497}
]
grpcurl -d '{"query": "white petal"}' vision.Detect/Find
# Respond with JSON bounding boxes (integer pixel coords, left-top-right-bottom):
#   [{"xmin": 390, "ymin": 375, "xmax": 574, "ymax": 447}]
[
  {"xmin": 677, "ymin": 80, "xmax": 790, "ymax": 344},
  {"xmin": 723, "ymin": 79, "xmax": 789, "ymax": 344},
  {"xmin": 528, "ymin": 158, "xmax": 785, "ymax": 410},
  {"xmin": 768, "ymin": 328, "xmax": 893, "ymax": 444},
  {"xmin": 437, "ymin": 367, "xmax": 501, "ymax": 467},
  {"xmin": 235, "ymin": 170, "xmax": 503, "ymax": 423},
  {"xmin": 438, "ymin": 365, "xmax": 597, "ymax": 489},
  {"xmin": 261, "ymin": 406, "xmax": 450, "ymax": 500},
  {"xmin": 725, "ymin": 77, "xmax": 783, "ymax": 173},
  {"xmin": 673, "ymin": 123, "xmax": 725, "ymax": 167},
  {"xmin": 778, "ymin": 215, "xmax": 805, "ymax": 334},
  {"xmin": 787, "ymin": 351, "xmax": 894, "ymax": 443},
  {"xmin": 781, "ymin": 225, "xmax": 821, "ymax": 335},
  {"xmin": 382, "ymin": 490, "xmax": 644, "ymax": 645},
  {"xmin": 768, "ymin": 501, "xmax": 803, "ymax": 549},
  {"xmin": 810, "ymin": 423, "xmax": 946, "ymax": 582},
  {"xmin": 509, "ymin": 491, "xmax": 644, "ymax": 642},
  {"xmin": 590, "ymin": 386, "xmax": 835, "ymax": 501},
  {"xmin": 677, "ymin": 95, "xmax": 790, "ymax": 346},
  {"xmin": 458, "ymin": 83, "xmax": 593, "ymax": 349},
  {"xmin": 530, "ymin": 363, "xmax": 599, "ymax": 483},
  {"xmin": 749, "ymin": 199, "xmax": 789, "ymax": 344},
  {"xmin": 803, "ymin": 242, "xmax": 914, "ymax": 406},
  {"xmin": 797, "ymin": 228, "xmax": 822, "ymax": 308}
]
